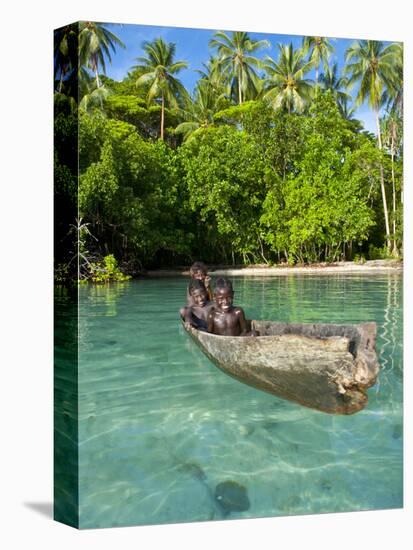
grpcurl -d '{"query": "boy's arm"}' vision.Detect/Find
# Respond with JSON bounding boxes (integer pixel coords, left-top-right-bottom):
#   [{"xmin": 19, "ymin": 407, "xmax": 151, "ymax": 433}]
[
  {"xmin": 237, "ymin": 308, "xmax": 248, "ymax": 335},
  {"xmin": 180, "ymin": 306, "xmax": 193, "ymax": 324}
]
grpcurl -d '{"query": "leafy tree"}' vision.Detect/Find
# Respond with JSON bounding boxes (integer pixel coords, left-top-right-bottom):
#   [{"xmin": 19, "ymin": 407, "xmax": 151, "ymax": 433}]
[
  {"xmin": 260, "ymin": 93, "xmax": 375, "ymax": 263},
  {"xmin": 263, "ymin": 43, "xmax": 314, "ymax": 113},
  {"xmin": 179, "ymin": 125, "xmax": 267, "ymax": 264},
  {"xmin": 209, "ymin": 31, "xmax": 269, "ymax": 105},
  {"xmin": 79, "ymin": 115, "xmax": 193, "ymax": 266},
  {"xmin": 133, "ymin": 38, "xmax": 189, "ymax": 140}
]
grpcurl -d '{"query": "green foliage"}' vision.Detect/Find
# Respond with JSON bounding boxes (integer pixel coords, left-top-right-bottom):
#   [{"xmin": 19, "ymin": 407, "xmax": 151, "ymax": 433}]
[
  {"xmin": 54, "ymin": 263, "xmax": 71, "ymax": 283},
  {"xmin": 353, "ymin": 254, "xmax": 366, "ymax": 264},
  {"xmin": 55, "ymin": 29, "xmax": 403, "ymax": 279},
  {"xmin": 368, "ymin": 244, "xmax": 394, "ymax": 260},
  {"xmin": 76, "ymin": 88, "xmax": 401, "ymax": 270},
  {"xmin": 260, "ymin": 93, "xmax": 375, "ymax": 263},
  {"xmin": 263, "ymin": 43, "xmax": 314, "ymax": 113},
  {"xmin": 79, "ymin": 113, "xmax": 194, "ymax": 266},
  {"xmin": 105, "ymin": 94, "xmax": 180, "ymax": 140},
  {"xmin": 88, "ymin": 254, "xmax": 131, "ymax": 283},
  {"xmin": 179, "ymin": 125, "xmax": 267, "ymax": 263},
  {"xmin": 209, "ymin": 31, "xmax": 269, "ymax": 104}
]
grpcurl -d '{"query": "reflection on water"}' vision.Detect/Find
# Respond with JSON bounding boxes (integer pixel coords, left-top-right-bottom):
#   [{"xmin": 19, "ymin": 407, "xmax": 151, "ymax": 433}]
[{"xmin": 55, "ymin": 274, "xmax": 403, "ymax": 528}]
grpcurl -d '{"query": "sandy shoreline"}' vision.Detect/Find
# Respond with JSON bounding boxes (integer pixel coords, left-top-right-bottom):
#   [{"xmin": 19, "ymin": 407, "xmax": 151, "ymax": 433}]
[{"xmin": 147, "ymin": 260, "xmax": 403, "ymax": 277}]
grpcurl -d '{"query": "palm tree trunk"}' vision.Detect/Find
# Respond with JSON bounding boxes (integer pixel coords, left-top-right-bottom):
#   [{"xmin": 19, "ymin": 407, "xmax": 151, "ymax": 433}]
[
  {"xmin": 160, "ymin": 93, "xmax": 165, "ymax": 140},
  {"xmin": 390, "ymin": 134, "xmax": 398, "ymax": 255},
  {"xmin": 375, "ymin": 111, "xmax": 391, "ymax": 252},
  {"xmin": 58, "ymin": 69, "xmax": 64, "ymax": 93},
  {"xmin": 238, "ymin": 76, "xmax": 242, "ymax": 105}
]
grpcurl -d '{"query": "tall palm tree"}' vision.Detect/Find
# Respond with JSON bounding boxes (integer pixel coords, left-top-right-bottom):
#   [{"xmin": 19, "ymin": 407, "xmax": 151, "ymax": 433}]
[
  {"xmin": 133, "ymin": 38, "xmax": 188, "ymax": 140},
  {"xmin": 382, "ymin": 42, "xmax": 403, "ymax": 118},
  {"xmin": 175, "ymin": 80, "xmax": 227, "ymax": 141},
  {"xmin": 345, "ymin": 40, "xmax": 399, "ymax": 252},
  {"xmin": 197, "ymin": 55, "xmax": 231, "ymax": 99},
  {"xmin": 319, "ymin": 62, "xmax": 352, "ymax": 116},
  {"xmin": 381, "ymin": 112, "xmax": 402, "ymax": 254},
  {"xmin": 302, "ymin": 36, "xmax": 334, "ymax": 84},
  {"xmin": 209, "ymin": 31, "xmax": 269, "ymax": 104},
  {"xmin": 79, "ymin": 22, "xmax": 125, "ymax": 89},
  {"xmin": 54, "ymin": 25, "xmax": 78, "ymax": 94},
  {"xmin": 382, "ymin": 42, "xmax": 403, "ymax": 217},
  {"xmin": 263, "ymin": 43, "xmax": 314, "ymax": 113}
]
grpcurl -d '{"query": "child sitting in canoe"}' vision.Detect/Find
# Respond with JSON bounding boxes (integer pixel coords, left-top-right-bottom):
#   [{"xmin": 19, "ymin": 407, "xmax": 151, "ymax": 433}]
[
  {"xmin": 207, "ymin": 277, "xmax": 250, "ymax": 336},
  {"xmin": 180, "ymin": 279, "xmax": 215, "ymax": 331},
  {"xmin": 186, "ymin": 261, "xmax": 213, "ymax": 305}
]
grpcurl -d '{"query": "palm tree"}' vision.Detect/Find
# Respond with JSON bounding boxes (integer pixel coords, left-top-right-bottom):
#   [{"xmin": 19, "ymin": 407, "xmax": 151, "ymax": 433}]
[
  {"xmin": 197, "ymin": 55, "xmax": 231, "ymax": 99},
  {"xmin": 175, "ymin": 80, "xmax": 227, "ymax": 141},
  {"xmin": 319, "ymin": 62, "xmax": 352, "ymax": 116},
  {"xmin": 263, "ymin": 43, "xmax": 314, "ymax": 113},
  {"xmin": 209, "ymin": 31, "xmax": 269, "ymax": 104},
  {"xmin": 382, "ymin": 42, "xmax": 403, "ymax": 218},
  {"xmin": 54, "ymin": 25, "xmax": 78, "ymax": 95},
  {"xmin": 302, "ymin": 36, "xmax": 334, "ymax": 84},
  {"xmin": 383, "ymin": 42, "xmax": 403, "ymax": 118},
  {"xmin": 79, "ymin": 73, "xmax": 111, "ymax": 113},
  {"xmin": 133, "ymin": 38, "xmax": 188, "ymax": 140},
  {"xmin": 381, "ymin": 112, "xmax": 402, "ymax": 254},
  {"xmin": 79, "ymin": 22, "xmax": 125, "ymax": 89},
  {"xmin": 345, "ymin": 39, "xmax": 399, "ymax": 252}
]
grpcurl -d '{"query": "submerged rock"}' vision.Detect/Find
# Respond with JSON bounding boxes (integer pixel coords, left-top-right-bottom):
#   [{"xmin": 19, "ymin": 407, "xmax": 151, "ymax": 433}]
[
  {"xmin": 180, "ymin": 462, "xmax": 208, "ymax": 483},
  {"xmin": 214, "ymin": 480, "xmax": 250, "ymax": 514},
  {"xmin": 392, "ymin": 424, "xmax": 403, "ymax": 440}
]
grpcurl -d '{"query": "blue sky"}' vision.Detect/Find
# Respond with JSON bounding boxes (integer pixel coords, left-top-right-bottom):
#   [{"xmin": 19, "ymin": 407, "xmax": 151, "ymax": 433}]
[{"xmin": 103, "ymin": 22, "xmax": 397, "ymax": 135}]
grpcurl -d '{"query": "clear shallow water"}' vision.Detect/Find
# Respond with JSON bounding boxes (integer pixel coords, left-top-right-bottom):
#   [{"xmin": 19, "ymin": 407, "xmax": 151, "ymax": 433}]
[{"xmin": 64, "ymin": 275, "xmax": 402, "ymax": 528}]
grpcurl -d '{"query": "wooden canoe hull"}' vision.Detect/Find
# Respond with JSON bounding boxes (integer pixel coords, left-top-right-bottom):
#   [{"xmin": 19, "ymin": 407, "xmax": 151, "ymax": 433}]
[{"xmin": 184, "ymin": 321, "xmax": 380, "ymax": 415}]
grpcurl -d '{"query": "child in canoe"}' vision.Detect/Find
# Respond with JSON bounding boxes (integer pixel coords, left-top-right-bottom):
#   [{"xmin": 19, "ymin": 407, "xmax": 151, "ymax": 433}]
[
  {"xmin": 180, "ymin": 279, "xmax": 215, "ymax": 331},
  {"xmin": 186, "ymin": 261, "xmax": 213, "ymax": 305},
  {"xmin": 207, "ymin": 277, "xmax": 250, "ymax": 336}
]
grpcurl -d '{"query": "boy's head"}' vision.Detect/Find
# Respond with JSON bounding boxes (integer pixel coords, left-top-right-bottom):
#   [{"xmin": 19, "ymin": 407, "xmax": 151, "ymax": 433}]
[
  {"xmin": 188, "ymin": 279, "xmax": 208, "ymax": 306},
  {"xmin": 214, "ymin": 277, "xmax": 234, "ymax": 312},
  {"xmin": 190, "ymin": 261, "xmax": 208, "ymax": 281}
]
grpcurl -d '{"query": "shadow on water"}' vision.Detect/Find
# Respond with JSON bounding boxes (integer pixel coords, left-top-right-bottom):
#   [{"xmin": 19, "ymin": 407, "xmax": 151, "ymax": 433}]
[{"xmin": 23, "ymin": 502, "xmax": 53, "ymax": 519}]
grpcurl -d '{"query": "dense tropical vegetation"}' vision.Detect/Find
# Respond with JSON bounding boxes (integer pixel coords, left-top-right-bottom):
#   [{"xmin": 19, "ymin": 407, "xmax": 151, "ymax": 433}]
[{"xmin": 54, "ymin": 23, "xmax": 403, "ymax": 282}]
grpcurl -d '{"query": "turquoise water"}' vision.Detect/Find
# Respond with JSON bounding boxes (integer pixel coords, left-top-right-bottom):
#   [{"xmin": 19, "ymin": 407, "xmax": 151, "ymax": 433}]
[{"xmin": 72, "ymin": 274, "xmax": 402, "ymax": 528}]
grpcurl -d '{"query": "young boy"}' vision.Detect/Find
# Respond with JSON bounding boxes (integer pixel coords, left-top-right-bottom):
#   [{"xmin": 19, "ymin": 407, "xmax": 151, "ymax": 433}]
[
  {"xmin": 207, "ymin": 277, "xmax": 249, "ymax": 336},
  {"xmin": 186, "ymin": 261, "xmax": 213, "ymax": 305},
  {"xmin": 180, "ymin": 279, "xmax": 215, "ymax": 331}
]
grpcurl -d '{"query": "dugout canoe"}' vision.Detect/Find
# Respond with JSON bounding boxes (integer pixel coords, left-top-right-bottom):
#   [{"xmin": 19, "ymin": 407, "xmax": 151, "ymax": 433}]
[{"xmin": 183, "ymin": 320, "xmax": 380, "ymax": 415}]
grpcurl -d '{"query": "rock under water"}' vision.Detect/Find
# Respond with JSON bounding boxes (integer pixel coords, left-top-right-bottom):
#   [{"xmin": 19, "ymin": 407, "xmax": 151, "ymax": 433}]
[{"xmin": 214, "ymin": 480, "xmax": 250, "ymax": 515}]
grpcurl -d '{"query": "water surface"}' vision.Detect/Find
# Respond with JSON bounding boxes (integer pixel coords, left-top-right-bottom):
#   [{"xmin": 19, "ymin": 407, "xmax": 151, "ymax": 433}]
[{"xmin": 64, "ymin": 274, "xmax": 403, "ymax": 528}]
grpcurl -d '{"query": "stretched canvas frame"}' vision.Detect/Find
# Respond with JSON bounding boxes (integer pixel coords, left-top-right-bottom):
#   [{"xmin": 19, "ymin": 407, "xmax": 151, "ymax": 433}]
[{"xmin": 54, "ymin": 20, "xmax": 403, "ymax": 529}]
